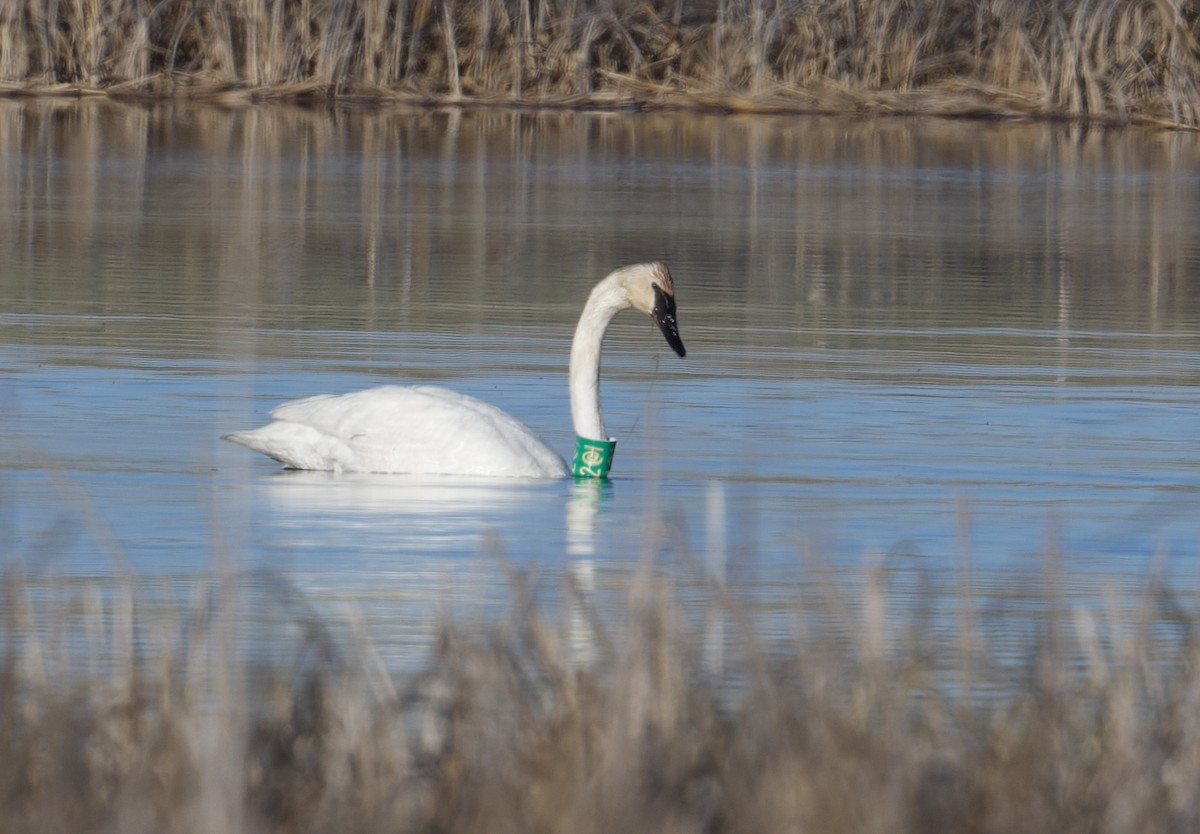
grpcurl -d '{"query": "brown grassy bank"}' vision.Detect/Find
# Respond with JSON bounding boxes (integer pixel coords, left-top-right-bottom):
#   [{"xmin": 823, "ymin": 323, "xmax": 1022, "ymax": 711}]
[
  {"xmin": 2, "ymin": 0, "xmax": 1200, "ymax": 127},
  {"xmin": 3, "ymin": 556, "xmax": 1200, "ymax": 834}
]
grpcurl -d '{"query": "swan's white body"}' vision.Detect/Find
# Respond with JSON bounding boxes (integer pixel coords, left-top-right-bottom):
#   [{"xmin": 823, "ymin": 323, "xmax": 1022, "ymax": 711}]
[
  {"xmin": 232, "ymin": 385, "xmax": 571, "ymax": 478},
  {"xmin": 224, "ymin": 262, "xmax": 685, "ymax": 478}
]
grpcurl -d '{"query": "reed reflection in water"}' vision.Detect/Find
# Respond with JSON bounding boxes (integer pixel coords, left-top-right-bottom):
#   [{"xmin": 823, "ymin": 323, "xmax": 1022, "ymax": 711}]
[{"xmin": 1, "ymin": 100, "xmax": 1198, "ymax": 630}]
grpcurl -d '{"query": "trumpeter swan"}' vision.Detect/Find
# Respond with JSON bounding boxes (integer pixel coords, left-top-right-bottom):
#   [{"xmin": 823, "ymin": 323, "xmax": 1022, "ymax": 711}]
[{"xmin": 223, "ymin": 261, "xmax": 686, "ymax": 478}]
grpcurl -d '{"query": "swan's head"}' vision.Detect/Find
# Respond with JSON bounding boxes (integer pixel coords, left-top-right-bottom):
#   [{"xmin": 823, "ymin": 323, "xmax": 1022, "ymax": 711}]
[{"xmin": 617, "ymin": 261, "xmax": 687, "ymax": 358}]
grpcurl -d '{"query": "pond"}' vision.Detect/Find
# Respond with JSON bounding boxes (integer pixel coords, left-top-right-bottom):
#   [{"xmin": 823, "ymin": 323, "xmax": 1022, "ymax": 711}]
[{"xmin": 2, "ymin": 101, "xmax": 1199, "ymax": 665}]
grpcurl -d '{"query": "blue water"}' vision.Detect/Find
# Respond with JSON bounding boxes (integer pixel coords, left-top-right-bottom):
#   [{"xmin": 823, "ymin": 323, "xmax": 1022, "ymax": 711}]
[
  {"xmin": 6, "ymin": 322, "xmax": 1196, "ymax": 574},
  {"xmin": 2, "ymin": 106, "xmax": 1199, "ymax": 667}
]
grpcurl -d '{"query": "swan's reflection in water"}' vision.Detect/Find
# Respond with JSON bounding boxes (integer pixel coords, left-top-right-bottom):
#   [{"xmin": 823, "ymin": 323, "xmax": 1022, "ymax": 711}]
[
  {"xmin": 562, "ymin": 479, "xmax": 730, "ymax": 675},
  {"xmin": 255, "ymin": 470, "xmax": 558, "ymax": 553},
  {"xmin": 248, "ymin": 471, "xmax": 562, "ymax": 667},
  {"xmin": 244, "ymin": 472, "xmax": 734, "ymax": 674},
  {"xmin": 247, "ymin": 471, "xmax": 637, "ymax": 670},
  {"xmin": 563, "ymin": 479, "xmax": 609, "ymax": 667},
  {"xmin": 565, "ymin": 479, "xmax": 607, "ymax": 558}
]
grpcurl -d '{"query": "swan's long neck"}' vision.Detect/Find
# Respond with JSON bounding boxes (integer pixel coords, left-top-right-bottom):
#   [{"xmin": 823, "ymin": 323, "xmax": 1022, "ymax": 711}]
[{"xmin": 569, "ymin": 277, "xmax": 629, "ymax": 440}]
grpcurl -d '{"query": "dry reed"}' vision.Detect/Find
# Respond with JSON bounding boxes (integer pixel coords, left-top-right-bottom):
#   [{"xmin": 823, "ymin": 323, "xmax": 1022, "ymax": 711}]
[
  {"xmin": 1, "ymin": 0, "xmax": 1200, "ymax": 126},
  {"xmin": 3, "ymin": 550, "xmax": 1200, "ymax": 833}
]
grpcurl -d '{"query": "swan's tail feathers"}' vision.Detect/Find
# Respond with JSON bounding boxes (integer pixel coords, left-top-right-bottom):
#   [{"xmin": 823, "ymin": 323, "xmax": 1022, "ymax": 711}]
[
  {"xmin": 223, "ymin": 429, "xmax": 288, "ymax": 466},
  {"xmin": 222, "ymin": 424, "xmax": 350, "ymax": 471},
  {"xmin": 223, "ymin": 430, "xmax": 267, "ymax": 453}
]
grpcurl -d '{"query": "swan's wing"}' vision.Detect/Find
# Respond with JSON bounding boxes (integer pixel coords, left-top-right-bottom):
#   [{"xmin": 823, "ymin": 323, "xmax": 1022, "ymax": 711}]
[{"xmin": 233, "ymin": 385, "xmax": 567, "ymax": 477}]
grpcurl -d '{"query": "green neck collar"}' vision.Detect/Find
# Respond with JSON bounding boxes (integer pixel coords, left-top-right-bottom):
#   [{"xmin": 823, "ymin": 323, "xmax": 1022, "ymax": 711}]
[{"xmin": 571, "ymin": 436, "xmax": 616, "ymax": 478}]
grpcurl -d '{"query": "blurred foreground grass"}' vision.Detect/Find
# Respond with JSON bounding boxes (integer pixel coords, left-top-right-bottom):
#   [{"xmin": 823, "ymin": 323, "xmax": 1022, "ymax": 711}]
[{"xmin": 2, "ymin": 549, "xmax": 1199, "ymax": 834}]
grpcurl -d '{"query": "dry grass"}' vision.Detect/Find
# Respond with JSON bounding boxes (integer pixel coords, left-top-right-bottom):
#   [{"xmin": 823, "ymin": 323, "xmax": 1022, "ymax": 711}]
[
  {"xmin": 1, "ymin": 0, "xmax": 1200, "ymax": 125},
  {"xmin": 3, "ymin": 549, "xmax": 1200, "ymax": 833}
]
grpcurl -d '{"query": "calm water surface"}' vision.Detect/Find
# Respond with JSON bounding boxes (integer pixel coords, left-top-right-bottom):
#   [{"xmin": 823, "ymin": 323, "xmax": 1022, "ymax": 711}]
[{"xmin": 2, "ymin": 102, "xmax": 1199, "ymax": 663}]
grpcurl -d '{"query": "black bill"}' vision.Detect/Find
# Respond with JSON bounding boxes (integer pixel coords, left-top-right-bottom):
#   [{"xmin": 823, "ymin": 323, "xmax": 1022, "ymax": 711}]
[{"xmin": 651, "ymin": 283, "xmax": 686, "ymax": 358}]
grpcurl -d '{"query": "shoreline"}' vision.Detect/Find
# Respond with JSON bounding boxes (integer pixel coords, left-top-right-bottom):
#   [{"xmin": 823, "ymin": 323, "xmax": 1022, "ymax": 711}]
[
  {"xmin": 3, "ymin": 0, "xmax": 1199, "ymax": 130},
  {"xmin": 1, "ymin": 80, "xmax": 1190, "ymax": 131}
]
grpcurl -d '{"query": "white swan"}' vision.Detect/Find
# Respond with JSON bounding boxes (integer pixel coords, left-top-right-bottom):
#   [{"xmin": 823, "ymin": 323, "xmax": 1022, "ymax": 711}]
[{"xmin": 224, "ymin": 262, "xmax": 686, "ymax": 478}]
